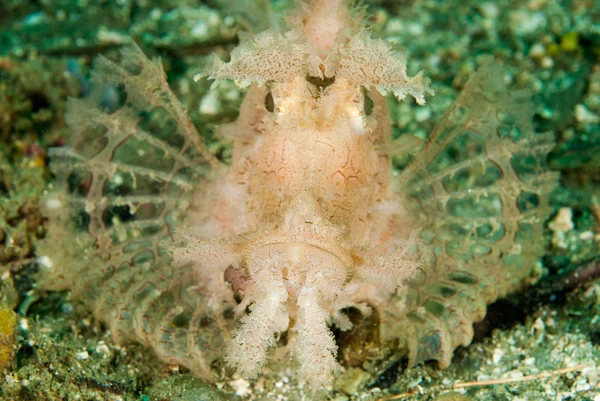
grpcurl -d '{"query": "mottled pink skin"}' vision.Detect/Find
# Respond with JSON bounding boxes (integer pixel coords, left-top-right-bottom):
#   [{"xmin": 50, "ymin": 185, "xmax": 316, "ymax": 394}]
[
  {"xmin": 175, "ymin": 0, "xmax": 424, "ymax": 387},
  {"xmin": 189, "ymin": 77, "xmax": 404, "ymax": 245},
  {"xmin": 301, "ymin": 0, "xmax": 353, "ymax": 52},
  {"xmin": 182, "ymin": 75, "xmax": 419, "ymax": 387}
]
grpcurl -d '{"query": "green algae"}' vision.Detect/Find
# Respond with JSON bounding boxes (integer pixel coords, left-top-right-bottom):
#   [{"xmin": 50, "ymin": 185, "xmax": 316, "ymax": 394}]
[{"xmin": 147, "ymin": 376, "xmax": 234, "ymax": 401}]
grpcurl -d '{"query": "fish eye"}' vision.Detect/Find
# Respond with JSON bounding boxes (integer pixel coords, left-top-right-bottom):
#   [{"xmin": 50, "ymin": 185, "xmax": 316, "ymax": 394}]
[
  {"xmin": 363, "ymin": 89, "xmax": 374, "ymax": 116},
  {"xmin": 265, "ymin": 91, "xmax": 275, "ymax": 112}
]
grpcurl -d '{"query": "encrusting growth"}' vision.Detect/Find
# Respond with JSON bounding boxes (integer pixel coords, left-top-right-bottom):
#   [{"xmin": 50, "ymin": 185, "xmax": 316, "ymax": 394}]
[
  {"xmin": 38, "ymin": 0, "xmax": 558, "ymax": 391},
  {"xmin": 0, "ymin": 303, "xmax": 17, "ymax": 375}
]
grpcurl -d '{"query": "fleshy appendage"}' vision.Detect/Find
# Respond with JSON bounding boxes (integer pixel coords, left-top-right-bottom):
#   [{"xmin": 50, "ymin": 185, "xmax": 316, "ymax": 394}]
[
  {"xmin": 324, "ymin": 30, "xmax": 434, "ymax": 105},
  {"xmin": 169, "ymin": 193, "xmax": 423, "ymax": 388},
  {"xmin": 200, "ymin": 29, "xmax": 323, "ymax": 88},
  {"xmin": 199, "ymin": 26, "xmax": 433, "ymax": 105},
  {"xmin": 383, "ymin": 60, "xmax": 559, "ymax": 368}
]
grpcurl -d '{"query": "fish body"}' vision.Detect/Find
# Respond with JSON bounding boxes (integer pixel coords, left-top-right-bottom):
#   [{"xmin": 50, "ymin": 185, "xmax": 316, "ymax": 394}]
[{"xmin": 39, "ymin": 0, "xmax": 558, "ymax": 391}]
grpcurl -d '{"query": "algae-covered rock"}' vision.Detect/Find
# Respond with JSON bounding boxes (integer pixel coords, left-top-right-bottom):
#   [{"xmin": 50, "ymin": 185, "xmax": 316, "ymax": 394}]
[
  {"xmin": 336, "ymin": 367, "xmax": 372, "ymax": 396},
  {"xmin": 0, "ymin": 303, "xmax": 17, "ymax": 374}
]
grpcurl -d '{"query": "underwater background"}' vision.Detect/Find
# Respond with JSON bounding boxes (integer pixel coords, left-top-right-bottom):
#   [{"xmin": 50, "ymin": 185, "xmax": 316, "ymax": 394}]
[{"xmin": 0, "ymin": 0, "xmax": 599, "ymax": 400}]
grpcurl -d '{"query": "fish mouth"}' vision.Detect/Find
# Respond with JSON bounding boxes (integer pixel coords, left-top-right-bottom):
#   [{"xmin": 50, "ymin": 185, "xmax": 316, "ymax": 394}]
[
  {"xmin": 224, "ymin": 225, "xmax": 354, "ymax": 300},
  {"xmin": 250, "ymin": 235, "xmax": 353, "ymax": 270}
]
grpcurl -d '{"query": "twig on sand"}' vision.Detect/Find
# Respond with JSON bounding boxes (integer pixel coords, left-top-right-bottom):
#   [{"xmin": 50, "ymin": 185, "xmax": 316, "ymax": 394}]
[{"xmin": 376, "ymin": 363, "xmax": 589, "ymax": 400}]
